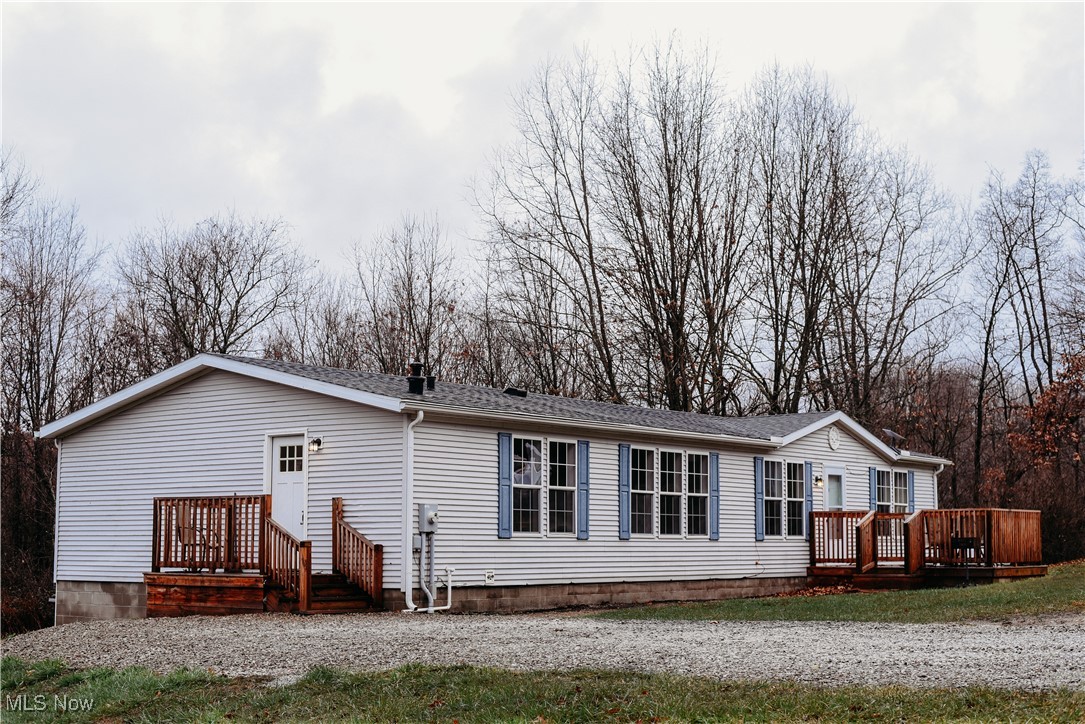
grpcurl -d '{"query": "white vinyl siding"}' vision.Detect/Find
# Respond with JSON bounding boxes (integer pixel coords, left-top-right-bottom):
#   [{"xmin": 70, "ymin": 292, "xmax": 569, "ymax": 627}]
[{"xmin": 55, "ymin": 370, "xmax": 405, "ymax": 586}]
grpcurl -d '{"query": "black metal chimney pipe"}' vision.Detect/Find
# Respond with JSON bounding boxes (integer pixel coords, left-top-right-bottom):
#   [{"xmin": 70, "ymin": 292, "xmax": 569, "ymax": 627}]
[{"xmin": 407, "ymin": 361, "xmax": 425, "ymax": 394}]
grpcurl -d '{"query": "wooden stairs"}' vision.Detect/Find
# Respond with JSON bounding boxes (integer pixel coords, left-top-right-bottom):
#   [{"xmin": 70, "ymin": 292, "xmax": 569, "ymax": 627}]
[{"xmin": 266, "ymin": 572, "xmax": 374, "ymax": 614}]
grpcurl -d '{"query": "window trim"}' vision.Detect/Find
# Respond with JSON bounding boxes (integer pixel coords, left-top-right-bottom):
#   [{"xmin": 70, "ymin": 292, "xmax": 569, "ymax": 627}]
[
  {"xmin": 875, "ymin": 466, "xmax": 910, "ymax": 514},
  {"xmin": 625, "ymin": 446, "xmax": 712, "ymax": 539},
  {"xmin": 510, "ymin": 434, "xmax": 582, "ymax": 538},
  {"xmin": 760, "ymin": 456, "xmax": 806, "ymax": 540}
]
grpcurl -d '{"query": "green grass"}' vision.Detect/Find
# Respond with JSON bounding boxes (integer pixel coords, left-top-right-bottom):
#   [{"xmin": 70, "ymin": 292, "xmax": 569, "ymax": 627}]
[
  {"xmin": 2, "ymin": 657, "xmax": 1083, "ymax": 723},
  {"xmin": 597, "ymin": 559, "xmax": 1085, "ymax": 624}
]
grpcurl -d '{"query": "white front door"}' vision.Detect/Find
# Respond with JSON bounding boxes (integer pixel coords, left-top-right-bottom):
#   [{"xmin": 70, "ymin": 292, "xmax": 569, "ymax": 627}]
[
  {"xmin": 271, "ymin": 435, "xmax": 306, "ymax": 539},
  {"xmin": 824, "ymin": 466, "xmax": 845, "ymax": 511}
]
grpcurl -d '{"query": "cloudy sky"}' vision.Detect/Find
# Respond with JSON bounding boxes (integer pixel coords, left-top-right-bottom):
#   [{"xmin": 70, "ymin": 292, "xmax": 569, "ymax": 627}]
[{"xmin": 4, "ymin": 2, "xmax": 1082, "ymax": 265}]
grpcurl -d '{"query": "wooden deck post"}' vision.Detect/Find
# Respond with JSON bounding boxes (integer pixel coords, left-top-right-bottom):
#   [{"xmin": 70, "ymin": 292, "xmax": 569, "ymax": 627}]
[
  {"xmin": 808, "ymin": 510, "xmax": 816, "ymax": 566},
  {"xmin": 985, "ymin": 509, "xmax": 995, "ymax": 567},
  {"xmin": 151, "ymin": 499, "xmax": 161, "ymax": 573},
  {"xmin": 331, "ymin": 497, "xmax": 343, "ymax": 573},
  {"xmin": 259, "ymin": 495, "xmax": 271, "ymax": 575},
  {"xmin": 299, "ymin": 541, "xmax": 312, "ymax": 612},
  {"xmin": 373, "ymin": 544, "xmax": 384, "ymax": 607}
]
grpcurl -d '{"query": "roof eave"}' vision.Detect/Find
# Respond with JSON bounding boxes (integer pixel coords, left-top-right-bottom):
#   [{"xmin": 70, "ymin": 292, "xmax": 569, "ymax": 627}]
[
  {"xmin": 36, "ymin": 354, "xmax": 405, "ymax": 439},
  {"xmin": 404, "ymin": 401, "xmax": 778, "ymax": 448}
]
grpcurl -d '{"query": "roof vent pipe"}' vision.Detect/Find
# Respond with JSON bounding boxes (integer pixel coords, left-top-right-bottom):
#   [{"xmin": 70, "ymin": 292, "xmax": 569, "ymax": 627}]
[{"xmin": 407, "ymin": 361, "xmax": 425, "ymax": 395}]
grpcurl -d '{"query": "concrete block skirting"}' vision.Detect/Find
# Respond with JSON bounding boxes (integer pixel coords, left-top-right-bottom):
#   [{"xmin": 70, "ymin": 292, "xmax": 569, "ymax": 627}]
[
  {"xmin": 383, "ymin": 576, "xmax": 806, "ymax": 613},
  {"xmin": 55, "ymin": 581, "xmax": 148, "ymax": 625}
]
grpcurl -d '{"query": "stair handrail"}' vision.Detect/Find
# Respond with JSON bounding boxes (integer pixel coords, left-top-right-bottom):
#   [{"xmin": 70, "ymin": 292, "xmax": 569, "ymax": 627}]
[
  {"xmin": 262, "ymin": 517, "xmax": 311, "ymax": 611},
  {"xmin": 855, "ymin": 510, "xmax": 876, "ymax": 573},
  {"xmin": 331, "ymin": 497, "xmax": 384, "ymax": 607}
]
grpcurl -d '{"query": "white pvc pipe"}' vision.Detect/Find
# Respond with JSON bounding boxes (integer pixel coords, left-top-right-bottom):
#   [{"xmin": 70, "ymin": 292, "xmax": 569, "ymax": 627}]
[{"xmin": 402, "ymin": 411, "xmax": 424, "ymax": 612}]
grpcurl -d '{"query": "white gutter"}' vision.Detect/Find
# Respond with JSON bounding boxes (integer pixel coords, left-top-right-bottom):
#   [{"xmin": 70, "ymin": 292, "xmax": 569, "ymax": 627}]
[
  {"xmin": 53, "ymin": 438, "xmax": 62, "ymax": 627},
  {"xmin": 401, "ymin": 410, "xmax": 424, "ymax": 611},
  {"xmin": 933, "ymin": 463, "xmax": 945, "ymax": 509},
  {"xmin": 403, "ymin": 403, "xmax": 777, "ymax": 449}
]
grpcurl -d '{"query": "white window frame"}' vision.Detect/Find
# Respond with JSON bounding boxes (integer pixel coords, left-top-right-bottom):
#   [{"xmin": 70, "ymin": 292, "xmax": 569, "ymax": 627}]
[
  {"xmin": 876, "ymin": 468, "xmax": 909, "ymax": 514},
  {"xmin": 629, "ymin": 446, "xmax": 656, "ymax": 536},
  {"xmin": 685, "ymin": 451, "xmax": 710, "ymax": 538},
  {"xmin": 762, "ymin": 457, "xmax": 806, "ymax": 540},
  {"xmin": 546, "ymin": 437, "xmax": 578, "ymax": 537},
  {"xmin": 628, "ymin": 447, "xmax": 711, "ymax": 539},
  {"xmin": 511, "ymin": 435, "xmax": 580, "ymax": 538},
  {"xmin": 657, "ymin": 448, "xmax": 685, "ymax": 538}
]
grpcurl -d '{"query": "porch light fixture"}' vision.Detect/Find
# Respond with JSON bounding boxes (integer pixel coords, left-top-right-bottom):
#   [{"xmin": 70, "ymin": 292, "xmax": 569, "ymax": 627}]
[
  {"xmin": 308, "ymin": 437, "xmax": 323, "ymax": 453},
  {"xmin": 814, "ymin": 475, "xmax": 824, "ymax": 488}
]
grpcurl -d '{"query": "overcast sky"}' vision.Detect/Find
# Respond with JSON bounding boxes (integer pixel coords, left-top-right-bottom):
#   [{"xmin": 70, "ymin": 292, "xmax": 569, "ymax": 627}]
[{"xmin": 4, "ymin": 2, "xmax": 1082, "ymax": 266}]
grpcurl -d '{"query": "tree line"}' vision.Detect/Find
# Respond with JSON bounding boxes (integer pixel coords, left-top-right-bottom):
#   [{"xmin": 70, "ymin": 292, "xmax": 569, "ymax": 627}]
[{"xmin": 3, "ymin": 47, "xmax": 1083, "ymax": 632}]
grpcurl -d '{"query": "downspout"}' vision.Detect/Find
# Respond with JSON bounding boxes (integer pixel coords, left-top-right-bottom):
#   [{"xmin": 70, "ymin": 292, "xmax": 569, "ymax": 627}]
[
  {"xmin": 933, "ymin": 464, "xmax": 944, "ymax": 509},
  {"xmin": 52, "ymin": 438, "xmax": 62, "ymax": 626},
  {"xmin": 402, "ymin": 411, "xmax": 424, "ymax": 611}
]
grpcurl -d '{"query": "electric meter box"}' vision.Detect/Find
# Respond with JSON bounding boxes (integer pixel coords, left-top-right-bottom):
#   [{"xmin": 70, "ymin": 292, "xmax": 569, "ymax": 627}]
[{"xmin": 418, "ymin": 503, "xmax": 439, "ymax": 533}]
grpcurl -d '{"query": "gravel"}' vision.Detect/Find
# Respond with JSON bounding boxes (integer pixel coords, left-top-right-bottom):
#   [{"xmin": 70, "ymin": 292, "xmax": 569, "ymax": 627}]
[{"xmin": 4, "ymin": 612, "xmax": 1083, "ymax": 691}]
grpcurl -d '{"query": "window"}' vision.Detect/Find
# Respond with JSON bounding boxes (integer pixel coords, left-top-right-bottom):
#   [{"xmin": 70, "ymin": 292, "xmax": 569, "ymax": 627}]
[
  {"xmin": 762, "ymin": 459, "xmax": 805, "ymax": 537},
  {"xmin": 659, "ymin": 451, "xmax": 683, "ymax": 536},
  {"xmin": 513, "ymin": 437, "xmax": 542, "ymax": 532},
  {"xmin": 548, "ymin": 441, "xmax": 576, "ymax": 534},
  {"xmin": 511, "ymin": 436, "xmax": 579, "ymax": 535},
  {"xmin": 763, "ymin": 460, "xmax": 783, "ymax": 537},
  {"xmin": 279, "ymin": 445, "xmax": 303, "ymax": 472},
  {"xmin": 787, "ymin": 462, "xmax": 805, "ymax": 538},
  {"xmin": 686, "ymin": 453, "xmax": 709, "ymax": 536},
  {"xmin": 877, "ymin": 469, "xmax": 908, "ymax": 513},
  {"xmin": 630, "ymin": 447, "xmax": 655, "ymax": 534}
]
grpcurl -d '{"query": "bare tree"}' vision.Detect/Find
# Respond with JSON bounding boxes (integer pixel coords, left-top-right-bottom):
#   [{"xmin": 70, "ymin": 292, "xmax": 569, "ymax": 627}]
[
  {"xmin": 353, "ymin": 213, "xmax": 464, "ymax": 377},
  {"xmin": 117, "ymin": 212, "xmax": 307, "ymax": 367}
]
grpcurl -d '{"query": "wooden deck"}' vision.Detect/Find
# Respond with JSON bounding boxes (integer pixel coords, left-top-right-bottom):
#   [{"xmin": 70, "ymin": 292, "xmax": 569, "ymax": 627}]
[
  {"xmin": 145, "ymin": 495, "xmax": 383, "ymax": 616},
  {"xmin": 808, "ymin": 508, "xmax": 1046, "ymax": 589}
]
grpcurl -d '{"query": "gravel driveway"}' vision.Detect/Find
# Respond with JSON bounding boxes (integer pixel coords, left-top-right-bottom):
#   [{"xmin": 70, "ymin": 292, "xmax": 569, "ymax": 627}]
[{"xmin": 4, "ymin": 612, "xmax": 1083, "ymax": 691}]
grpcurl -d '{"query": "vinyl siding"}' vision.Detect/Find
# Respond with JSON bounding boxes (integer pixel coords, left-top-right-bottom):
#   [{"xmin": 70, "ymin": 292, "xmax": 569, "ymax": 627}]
[
  {"xmin": 56, "ymin": 370, "xmax": 405, "ymax": 586},
  {"xmin": 412, "ymin": 419, "xmax": 941, "ymax": 588}
]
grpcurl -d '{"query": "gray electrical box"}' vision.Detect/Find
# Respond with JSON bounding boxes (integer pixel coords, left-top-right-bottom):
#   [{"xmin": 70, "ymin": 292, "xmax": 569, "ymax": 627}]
[{"xmin": 418, "ymin": 503, "xmax": 439, "ymax": 533}]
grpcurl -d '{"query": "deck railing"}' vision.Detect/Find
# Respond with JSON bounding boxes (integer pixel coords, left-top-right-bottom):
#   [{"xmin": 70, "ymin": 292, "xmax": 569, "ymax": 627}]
[
  {"xmin": 331, "ymin": 497, "xmax": 384, "ymax": 606},
  {"xmin": 263, "ymin": 517, "xmax": 311, "ymax": 611},
  {"xmin": 151, "ymin": 495, "xmax": 269, "ymax": 573},
  {"xmin": 811, "ymin": 508, "xmax": 1043, "ymax": 573},
  {"xmin": 809, "ymin": 511, "xmax": 868, "ymax": 564}
]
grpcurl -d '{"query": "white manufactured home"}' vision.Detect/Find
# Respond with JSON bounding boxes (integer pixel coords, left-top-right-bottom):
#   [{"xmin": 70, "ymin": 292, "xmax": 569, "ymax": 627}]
[{"xmin": 42, "ymin": 353, "xmax": 1039, "ymax": 624}]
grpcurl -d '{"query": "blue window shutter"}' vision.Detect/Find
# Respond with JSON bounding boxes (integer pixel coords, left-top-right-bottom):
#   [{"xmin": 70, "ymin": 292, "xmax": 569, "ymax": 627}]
[
  {"xmin": 497, "ymin": 433, "xmax": 512, "ymax": 539},
  {"xmin": 754, "ymin": 456, "xmax": 765, "ymax": 542},
  {"xmin": 804, "ymin": 461, "xmax": 813, "ymax": 541},
  {"xmin": 868, "ymin": 467, "xmax": 877, "ymax": 510},
  {"xmin": 908, "ymin": 470, "xmax": 916, "ymax": 513},
  {"xmin": 577, "ymin": 440, "xmax": 590, "ymax": 540},
  {"xmin": 618, "ymin": 444, "xmax": 631, "ymax": 541},
  {"xmin": 709, "ymin": 452, "xmax": 720, "ymax": 541}
]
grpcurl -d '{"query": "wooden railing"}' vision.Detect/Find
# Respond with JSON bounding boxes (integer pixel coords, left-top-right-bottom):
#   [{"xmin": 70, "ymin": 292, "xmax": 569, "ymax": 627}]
[
  {"xmin": 856, "ymin": 511, "xmax": 876, "ymax": 572},
  {"xmin": 811, "ymin": 508, "xmax": 1043, "ymax": 573},
  {"xmin": 332, "ymin": 497, "xmax": 384, "ymax": 606},
  {"xmin": 918, "ymin": 509, "xmax": 1042, "ymax": 567},
  {"xmin": 263, "ymin": 517, "xmax": 311, "ymax": 611},
  {"xmin": 152, "ymin": 495, "xmax": 269, "ymax": 573},
  {"xmin": 809, "ymin": 511, "xmax": 868, "ymax": 564},
  {"xmin": 874, "ymin": 513, "xmax": 908, "ymax": 562}
]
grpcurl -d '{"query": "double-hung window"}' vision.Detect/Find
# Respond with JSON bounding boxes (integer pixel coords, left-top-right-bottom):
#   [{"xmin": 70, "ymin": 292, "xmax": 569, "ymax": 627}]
[
  {"xmin": 512, "ymin": 436, "xmax": 578, "ymax": 535},
  {"xmin": 876, "ymin": 469, "xmax": 908, "ymax": 513},
  {"xmin": 548, "ymin": 440, "xmax": 577, "ymax": 534},
  {"xmin": 686, "ymin": 453, "xmax": 709, "ymax": 536},
  {"xmin": 659, "ymin": 451, "xmax": 683, "ymax": 536},
  {"xmin": 762, "ymin": 459, "xmax": 805, "ymax": 537},
  {"xmin": 630, "ymin": 447, "xmax": 655, "ymax": 535}
]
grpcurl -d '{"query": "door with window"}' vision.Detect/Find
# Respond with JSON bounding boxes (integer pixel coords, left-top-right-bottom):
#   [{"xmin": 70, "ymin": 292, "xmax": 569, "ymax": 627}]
[
  {"xmin": 271, "ymin": 435, "xmax": 306, "ymax": 539},
  {"xmin": 824, "ymin": 466, "xmax": 845, "ymax": 511}
]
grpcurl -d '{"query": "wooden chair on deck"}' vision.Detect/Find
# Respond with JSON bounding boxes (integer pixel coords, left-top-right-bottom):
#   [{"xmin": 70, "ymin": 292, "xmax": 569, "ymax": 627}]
[
  {"xmin": 925, "ymin": 515, "xmax": 951, "ymax": 565},
  {"xmin": 176, "ymin": 501, "xmax": 222, "ymax": 573}
]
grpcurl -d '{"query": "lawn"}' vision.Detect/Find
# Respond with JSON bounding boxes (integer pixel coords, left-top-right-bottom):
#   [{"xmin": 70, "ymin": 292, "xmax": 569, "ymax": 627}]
[
  {"xmin": 597, "ymin": 559, "xmax": 1085, "ymax": 624},
  {"xmin": 3, "ymin": 657, "xmax": 1083, "ymax": 723}
]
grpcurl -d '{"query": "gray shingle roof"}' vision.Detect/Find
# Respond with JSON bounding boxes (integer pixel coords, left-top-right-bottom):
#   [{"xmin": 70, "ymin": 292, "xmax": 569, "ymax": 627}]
[{"xmin": 216, "ymin": 354, "xmax": 836, "ymax": 441}]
